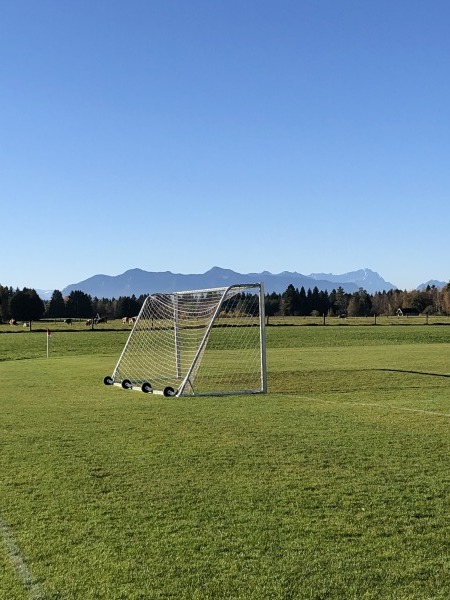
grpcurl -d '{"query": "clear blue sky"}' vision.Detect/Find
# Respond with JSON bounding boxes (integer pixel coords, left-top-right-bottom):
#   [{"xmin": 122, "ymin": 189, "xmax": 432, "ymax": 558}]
[{"xmin": 2, "ymin": 0, "xmax": 450, "ymax": 292}]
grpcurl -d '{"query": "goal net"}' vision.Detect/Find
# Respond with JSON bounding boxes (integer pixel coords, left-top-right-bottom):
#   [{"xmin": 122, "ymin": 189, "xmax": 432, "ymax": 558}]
[{"xmin": 104, "ymin": 283, "xmax": 267, "ymax": 397}]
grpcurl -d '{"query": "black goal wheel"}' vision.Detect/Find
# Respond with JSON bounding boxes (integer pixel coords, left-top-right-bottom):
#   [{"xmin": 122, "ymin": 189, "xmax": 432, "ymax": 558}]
[
  {"xmin": 104, "ymin": 376, "xmax": 114, "ymax": 386},
  {"xmin": 163, "ymin": 386, "xmax": 176, "ymax": 397},
  {"xmin": 141, "ymin": 382, "xmax": 152, "ymax": 394},
  {"xmin": 121, "ymin": 379, "xmax": 132, "ymax": 390}
]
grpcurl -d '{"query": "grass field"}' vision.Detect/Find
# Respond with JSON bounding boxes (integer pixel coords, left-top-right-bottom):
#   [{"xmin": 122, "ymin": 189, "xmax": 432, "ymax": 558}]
[{"xmin": 1, "ymin": 321, "xmax": 450, "ymax": 599}]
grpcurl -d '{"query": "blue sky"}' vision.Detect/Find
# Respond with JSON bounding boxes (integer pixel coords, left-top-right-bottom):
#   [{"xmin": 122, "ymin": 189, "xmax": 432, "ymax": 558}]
[{"xmin": 2, "ymin": 0, "xmax": 450, "ymax": 292}]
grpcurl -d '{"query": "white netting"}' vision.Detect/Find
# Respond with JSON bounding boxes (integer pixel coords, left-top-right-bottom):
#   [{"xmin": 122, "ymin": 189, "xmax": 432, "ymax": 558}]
[{"xmin": 110, "ymin": 284, "xmax": 266, "ymax": 396}]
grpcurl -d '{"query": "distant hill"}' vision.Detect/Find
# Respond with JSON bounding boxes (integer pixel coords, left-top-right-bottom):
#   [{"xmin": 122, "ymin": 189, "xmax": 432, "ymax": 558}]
[
  {"xmin": 308, "ymin": 268, "xmax": 396, "ymax": 294},
  {"xmin": 61, "ymin": 266, "xmax": 397, "ymax": 298},
  {"xmin": 416, "ymin": 279, "xmax": 447, "ymax": 291}
]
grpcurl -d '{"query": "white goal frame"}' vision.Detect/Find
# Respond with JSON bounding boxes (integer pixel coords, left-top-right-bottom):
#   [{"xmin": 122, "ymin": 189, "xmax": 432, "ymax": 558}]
[{"xmin": 104, "ymin": 283, "xmax": 267, "ymax": 397}]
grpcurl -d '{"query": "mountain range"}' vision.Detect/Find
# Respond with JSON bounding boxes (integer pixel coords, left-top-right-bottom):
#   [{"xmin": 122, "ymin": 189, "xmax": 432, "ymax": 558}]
[{"xmin": 56, "ymin": 267, "xmax": 397, "ymax": 299}]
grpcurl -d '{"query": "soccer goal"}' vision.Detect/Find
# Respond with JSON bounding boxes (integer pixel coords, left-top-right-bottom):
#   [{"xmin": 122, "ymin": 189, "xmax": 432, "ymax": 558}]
[{"xmin": 104, "ymin": 283, "xmax": 267, "ymax": 397}]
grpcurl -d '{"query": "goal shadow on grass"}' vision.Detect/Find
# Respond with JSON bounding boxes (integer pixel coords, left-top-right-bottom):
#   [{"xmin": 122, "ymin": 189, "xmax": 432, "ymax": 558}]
[
  {"xmin": 268, "ymin": 367, "xmax": 450, "ymax": 396},
  {"xmin": 378, "ymin": 368, "xmax": 450, "ymax": 378}
]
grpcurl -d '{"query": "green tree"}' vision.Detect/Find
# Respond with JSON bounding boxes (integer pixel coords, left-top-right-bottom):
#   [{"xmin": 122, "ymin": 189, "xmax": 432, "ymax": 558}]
[
  {"xmin": 347, "ymin": 288, "xmax": 372, "ymax": 317},
  {"xmin": 10, "ymin": 288, "xmax": 45, "ymax": 322},
  {"xmin": 371, "ymin": 291, "xmax": 388, "ymax": 316},
  {"xmin": 265, "ymin": 293, "xmax": 280, "ymax": 317},
  {"xmin": 310, "ymin": 286, "xmax": 320, "ymax": 315},
  {"xmin": 65, "ymin": 290, "xmax": 93, "ymax": 318},
  {"xmin": 408, "ymin": 291, "xmax": 433, "ymax": 314},
  {"xmin": 0, "ymin": 285, "xmax": 12, "ymax": 322},
  {"xmin": 93, "ymin": 297, "xmax": 117, "ymax": 320},
  {"xmin": 280, "ymin": 284, "xmax": 300, "ymax": 316},
  {"xmin": 116, "ymin": 295, "xmax": 141, "ymax": 319},
  {"xmin": 334, "ymin": 286, "xmax": 348, "ymax": 315},
  {"xmin": 298, "ymin": 286, "xmax": 307, "ymax": 315},
  {"xmin": 47, "ymin": 290, "xmax": 66, "ymax": 318},
  {"xmin": 317, "ymin": 289, "xmax": 330, "ymax": 316}
]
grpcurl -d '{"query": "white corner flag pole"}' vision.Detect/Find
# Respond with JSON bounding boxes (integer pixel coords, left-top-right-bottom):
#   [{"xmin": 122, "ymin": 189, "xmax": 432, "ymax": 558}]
[{"xmin": 46, "ymin": 329, "xmax": 51, "ymax": 358}]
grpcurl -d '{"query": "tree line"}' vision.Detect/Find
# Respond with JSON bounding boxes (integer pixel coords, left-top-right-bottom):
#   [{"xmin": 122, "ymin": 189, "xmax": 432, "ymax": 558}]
[
  {"xmin": 269, "ymin": 284, "xmax": 450, "ymax": 317},
  {"xmin": 0, "ymin": 287, "xmax": 145, "ymax": 323},
  {"xmin": 1, "ymin": 283, "xmax": 450, "ymax": 323}
]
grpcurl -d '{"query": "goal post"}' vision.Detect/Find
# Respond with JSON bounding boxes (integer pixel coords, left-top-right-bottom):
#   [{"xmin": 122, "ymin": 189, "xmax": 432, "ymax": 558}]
[{"xmin": 104, "ymin": 283, "xmax": 267, "ymax": 397}]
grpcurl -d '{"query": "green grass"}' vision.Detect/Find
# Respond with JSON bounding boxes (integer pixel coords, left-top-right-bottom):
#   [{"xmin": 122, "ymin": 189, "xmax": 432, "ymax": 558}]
[{"xmin": 1, "ymin": 324, "xmax": 450, "ymax": 598}]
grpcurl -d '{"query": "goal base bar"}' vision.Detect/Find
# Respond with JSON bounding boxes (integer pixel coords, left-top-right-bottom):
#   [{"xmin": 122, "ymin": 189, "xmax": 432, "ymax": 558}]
[{"xmin": 110, "ymin": 381, "xmax": 264, "ymax": 397}]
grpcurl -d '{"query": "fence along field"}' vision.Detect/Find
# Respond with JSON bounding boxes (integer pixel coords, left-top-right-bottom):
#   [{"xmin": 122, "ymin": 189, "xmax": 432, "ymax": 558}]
[{"xmin": 1, "ymin": 319, "xmax": 450, "ymax": 599}]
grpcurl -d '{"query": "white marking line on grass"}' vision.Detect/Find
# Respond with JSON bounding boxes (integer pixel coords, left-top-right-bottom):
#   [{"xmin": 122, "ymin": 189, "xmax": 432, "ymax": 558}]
[
  {"xmin": 0, "ymin": 515, "xmax": 45, "ymax": 600},
  {"xmin": 296, "ymin": 396, "xmax": 450, "ymax": 418}
]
